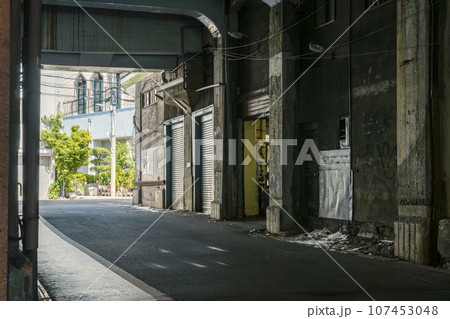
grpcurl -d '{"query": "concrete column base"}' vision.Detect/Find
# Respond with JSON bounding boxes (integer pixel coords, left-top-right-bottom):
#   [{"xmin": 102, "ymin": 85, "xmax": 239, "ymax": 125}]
[
  {"xmin": 8, "ymin": 254, "xmax": 33, "ymax": 301},
  {"xmin": 394, "ymin": 205, "xmax": 431, "ymax": 264},
  {"xmin": 438, "ymin": 219, "xmax": 450, "ymax": 267},
  {"xmin": 132, "ymin": 187, "xmax": 140, "ymax": 205},
  {"xmin": 210, "ymin": 200, "xmax": 225, "ymax": 220},
  {"xmin": 266, "ymin": 204, "xmax": 296, "ymax": 234}
]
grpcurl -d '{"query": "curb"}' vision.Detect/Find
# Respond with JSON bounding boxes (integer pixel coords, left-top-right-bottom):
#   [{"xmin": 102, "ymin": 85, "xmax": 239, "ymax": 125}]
[
  {"xmin": 40, "ymin": 217, "xmax": 171, "ymax": 301},
  {"xmin": 38, "ymin": 280, "xmax": 52, "ymax": 301}
]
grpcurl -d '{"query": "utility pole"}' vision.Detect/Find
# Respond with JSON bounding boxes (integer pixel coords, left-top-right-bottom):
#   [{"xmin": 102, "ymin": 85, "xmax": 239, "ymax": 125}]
[
  {"xmin": 110, "ymin": 74, "xmax": 118, "ymax": 197},
  {"xmin": 88, "ymin": 118, "xmax": 93, "ymax": 175}
]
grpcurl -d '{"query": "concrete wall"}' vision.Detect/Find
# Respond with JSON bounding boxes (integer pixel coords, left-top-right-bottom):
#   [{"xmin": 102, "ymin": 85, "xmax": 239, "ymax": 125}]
[
  {"xmin": 351, "ymin": 1, "xmax": 397, "ymax": 225},
  {"xmin": 287, "ymin": 1, "xmax": 398, "ymax": 227},
  {"xmin": 18, "ymin": 151, "xmax": 55, "ymax": 200},
  {"xmin": 63, "ymin": 107, "xmax": 135, "ymax": 141},
  {"xmin": 294, "ymin": 0, "xmax": 351, "ymax": 220},
  {"xmin": 237, "ymin": 0, "xmax": 270, "ymax": 102}
]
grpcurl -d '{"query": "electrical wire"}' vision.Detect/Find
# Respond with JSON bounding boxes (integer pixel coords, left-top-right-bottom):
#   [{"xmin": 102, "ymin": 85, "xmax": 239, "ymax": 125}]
[
  {"xmin": 217, "ymin": 0, "xmax": 330, "ymax": 51},
  {"xmin": 222, "ymin": 0, "xmax": 442, "ymax": 62}
]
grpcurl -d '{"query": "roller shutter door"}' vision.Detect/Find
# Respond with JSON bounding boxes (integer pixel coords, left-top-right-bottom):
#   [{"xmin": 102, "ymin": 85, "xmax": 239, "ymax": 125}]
[
  {"xmin": 169, "ymin": 121, "xmax": 184, "ymax": 210},
  {"xmin": 200, "ymin": 113, "xmax": 214, "ymax": 212}
]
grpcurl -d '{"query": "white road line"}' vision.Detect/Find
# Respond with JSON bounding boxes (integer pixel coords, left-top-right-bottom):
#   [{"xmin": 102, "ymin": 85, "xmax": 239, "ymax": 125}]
[
  {"xmin": 207, "ymin": 246, "xmax": 228, "ymax": 252},
  {"xmin": 215, "ymin": 261, "xmax": 230, "ymax": 267},
  {"xmin": 190, "ymin": 263, "xmax": 207, "ymax": 268}
]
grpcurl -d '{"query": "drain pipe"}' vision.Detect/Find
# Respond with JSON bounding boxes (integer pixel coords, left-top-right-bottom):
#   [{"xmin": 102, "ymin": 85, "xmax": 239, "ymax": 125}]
[{"xmin": 22, "ymin": 0, "xmax": 41, "ymax": 301}]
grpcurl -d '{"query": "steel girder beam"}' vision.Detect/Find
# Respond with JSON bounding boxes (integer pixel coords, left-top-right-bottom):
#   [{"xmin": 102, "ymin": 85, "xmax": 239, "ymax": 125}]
[
  {"xmin": 42, "ymin": 0, "xmax": 225, "ymax": 38},
  {"xmin": 42, "ymin": 5, "xmax": 203, "ymax": 55},
  {"xmin": 41, "ymin": 51, "xmax": 178, "ymax": 70},
  {"xmin": 42, "ymin": 4, "xmax": 203, "ymax": 69}
]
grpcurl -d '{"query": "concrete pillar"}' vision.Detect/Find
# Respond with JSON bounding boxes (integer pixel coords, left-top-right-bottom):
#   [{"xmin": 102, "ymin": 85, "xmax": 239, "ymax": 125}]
[
  {"xmin": 132, "ymin": 82, "xmax": 142, "ymax": 205},
  {"xmin": 0, "ymin": 0, "xmax": 12, "ymax": 301},
  {"xmin": 1, "ymin": 0, "xmax": 33, "ymax": 301},
  {"xmin": 266, "ymin": 1, "xmax": 298, "ymax": 234},
  {"xmin": 436, "ymin": 0, "xmax": 450, "ymax": 220},
  {"xmin": 211, "ymin": 37, "xmax": 226, "ymax": 220},
  {"xmin": 183, "ymin": 113, "xmax": 193, "ymax": 211},
  {"xmin": 22, "ymin": 0, "xmax": 42, "ymax": 299},
  {"xmin": 396, "ymin": 0, "xmax": 432, "ymax": 264}
]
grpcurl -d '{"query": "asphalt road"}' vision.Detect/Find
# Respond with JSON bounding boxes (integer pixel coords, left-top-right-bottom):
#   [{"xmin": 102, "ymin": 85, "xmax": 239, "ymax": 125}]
[{"xmin": 39, "ymin": 199, "xmax": 450, "ymax": 301}]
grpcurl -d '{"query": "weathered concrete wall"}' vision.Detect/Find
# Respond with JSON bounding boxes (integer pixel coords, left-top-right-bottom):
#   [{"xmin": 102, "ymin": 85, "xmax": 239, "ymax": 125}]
[
  {"xmin": 293, "ymin": 0, "xmax": 351, "ymax": 219},
  {"xmin": 435, "ymin": 0, "xmax": 450, "ymax": 220},
  {"xmin": 211, "ymin": 37, "xmax": 226, "ymax": 220},
  {"xmin": 438, "ymin": 219, "xmax": 450, "ymax": 267},
  {"xmin": 395, "ymin": 0, "xmax": 433, "ymax": 264},
  {"xmin": 351, "ymin": 1, "xmax": 397, "ymax": 225},
  {"xmin": 266, "ymin": 1, "xmax": 299, "ymax": 233},
  {"xmin": 237, "ymin": 0, "xmax": 270, "ymax": 98},
  {"xmin": 138, "ymin": 74, "xmax": 175, "ymax": 208},
  {"xmin": 431, "ymin": 0, "xmax": 450, "ymax": 265},
  {"xmin": 141, "ymin": 185, "xmax": 165, "ymax": 209}
]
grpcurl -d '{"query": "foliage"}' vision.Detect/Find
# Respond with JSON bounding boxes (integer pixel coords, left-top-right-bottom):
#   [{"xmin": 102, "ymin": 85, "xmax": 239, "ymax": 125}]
[
  {"xmin": 91, "ymin": 147, "xmax": 111, "ymax": 174},
  {"xmin": 92, "ymin": 142, "xmax": 135, "ymax": 189},
  {"xmin": 73, "ymin": 172, "xmax": 87, "ymax": 194},
  {"xmin": 116, "ymin": 166, "xmax": 135, "ymax": 189},
  {"xmin": 98, "ymin": 172, "xmax": 110, "ymax": 186},
  {"xmin": 115, "ymin": 142, "xmax": 135, "ymax": 189},
  {"xmin": 48, "ymin": 181, "xmax": 61, "ymax": 200},
  {"xmin": 84, "ymin": 174, "xmax": 98, "ymax": 184},
  {"xmin": 41, "ymin": 110, "xmax": 92, "ymax": 197},
  {"xmin": 116, "ymin": 142, "xmax": 134, "ymax": 171}
]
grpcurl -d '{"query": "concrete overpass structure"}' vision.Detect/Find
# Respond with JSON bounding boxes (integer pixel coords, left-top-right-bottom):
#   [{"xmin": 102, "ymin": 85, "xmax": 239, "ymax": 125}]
[{"xmin": 1, "ymin": 0, "xmax": 281, "ymax": 300}]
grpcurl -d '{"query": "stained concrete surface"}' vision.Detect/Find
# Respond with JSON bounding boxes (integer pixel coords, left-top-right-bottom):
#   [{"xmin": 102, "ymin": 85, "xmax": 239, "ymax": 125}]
[{"xmin": 39, "ymin": 199, "xmax": 450, "ymax": 301}]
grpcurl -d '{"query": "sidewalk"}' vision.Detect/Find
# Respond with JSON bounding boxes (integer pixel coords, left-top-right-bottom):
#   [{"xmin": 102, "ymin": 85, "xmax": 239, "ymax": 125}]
[{"xmin": 38, "ymin": 219, "xmax": 157, "ymax": 301}]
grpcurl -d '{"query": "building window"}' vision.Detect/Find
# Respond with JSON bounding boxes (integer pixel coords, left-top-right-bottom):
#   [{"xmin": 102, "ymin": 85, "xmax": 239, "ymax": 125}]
[
  {"xmin": 339, "ymin": 117, "xmax": 350, "ymax": 149},
  {"xmin": 315, "ymin": 0, "xmax": 336, "ymax": 28},
  {"xmin": 76, "ymin": 75, "xmax": 87, "ymax": 115},
  {"xmin": 142, "ymin": 90, "xmax": 157, "ymax": 107},
  {"xmin": 93, "ymin": 73, "xmax": 103, "ymax": 112},
  {"xmin": 364, "ymin": 0, "xmax": 392, "ymax": 9}
]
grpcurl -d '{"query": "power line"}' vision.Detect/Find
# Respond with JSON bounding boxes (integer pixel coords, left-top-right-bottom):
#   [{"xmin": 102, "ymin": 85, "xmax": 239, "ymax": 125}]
[
  {"xmin": 222, "ymin": 42, "xmax": 443, "ymax": 62},
  {"xmin": 252, "ymin": 0, "xmax": 380, "ymax": 125},
  {"xmin": 223, "ymin": 0, "xmax": 442, "ymax": 62},
  {"xmin": 217, "ymin": 0, "xmax": 330, "ymax": 51}
]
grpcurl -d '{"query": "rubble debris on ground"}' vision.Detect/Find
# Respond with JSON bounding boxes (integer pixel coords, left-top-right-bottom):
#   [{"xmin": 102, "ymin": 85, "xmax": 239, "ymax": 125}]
[
  {"xmin": 286, "ymin": 228, "xmax": 395, "ymax": 259},
  {"xmin": 250, "ymin": 227, "xmax": 395, "ymax": 259}
]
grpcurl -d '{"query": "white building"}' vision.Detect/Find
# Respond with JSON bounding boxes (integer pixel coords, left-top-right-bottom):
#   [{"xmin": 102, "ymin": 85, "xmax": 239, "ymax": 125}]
[
  {"xmin": 19, "ymin": 69, "xmax": 140, "ymax": 199},
  {"xmin": 60, "ymin": 71, "xmax": 139, "ymax": 174}
]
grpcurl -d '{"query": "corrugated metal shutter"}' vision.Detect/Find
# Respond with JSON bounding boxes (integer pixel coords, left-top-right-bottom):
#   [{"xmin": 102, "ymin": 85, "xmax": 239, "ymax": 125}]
[
  {"xmin": 200, "ymin": 113, "xmax": 214, "ymax": 212},
  {"xmin": 170, "ymin": 121, "xmax": 184, "ymax": 210}
]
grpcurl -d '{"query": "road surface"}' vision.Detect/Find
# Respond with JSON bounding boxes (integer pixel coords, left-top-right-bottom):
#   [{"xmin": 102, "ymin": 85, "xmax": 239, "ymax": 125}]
[{"xmin": 39, "ymin": 199, "xmax": 450, "ymax": 301}]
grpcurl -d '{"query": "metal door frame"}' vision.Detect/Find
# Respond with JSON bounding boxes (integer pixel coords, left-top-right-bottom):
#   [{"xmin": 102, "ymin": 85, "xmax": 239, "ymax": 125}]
[
  {"xmin": 192, "ymin": 105, "xmax": 214, "ymax": 212},
  {"xmin": 163, "ymin": 115, "xmax": 184, "ymax": 209}
]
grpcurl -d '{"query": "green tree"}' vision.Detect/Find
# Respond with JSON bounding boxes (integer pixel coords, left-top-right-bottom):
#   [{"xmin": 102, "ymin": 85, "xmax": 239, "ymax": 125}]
[
  {"xmin": 115, "ymin": 142, "xmax": 135, "ymax": 190},
  {"xmin": 41, "ymin": 111, "xmax": 92, "ymax": 197},
  {"xmin": 91, "ymin": 147, "xmax": 111, "ymax": 174}
]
